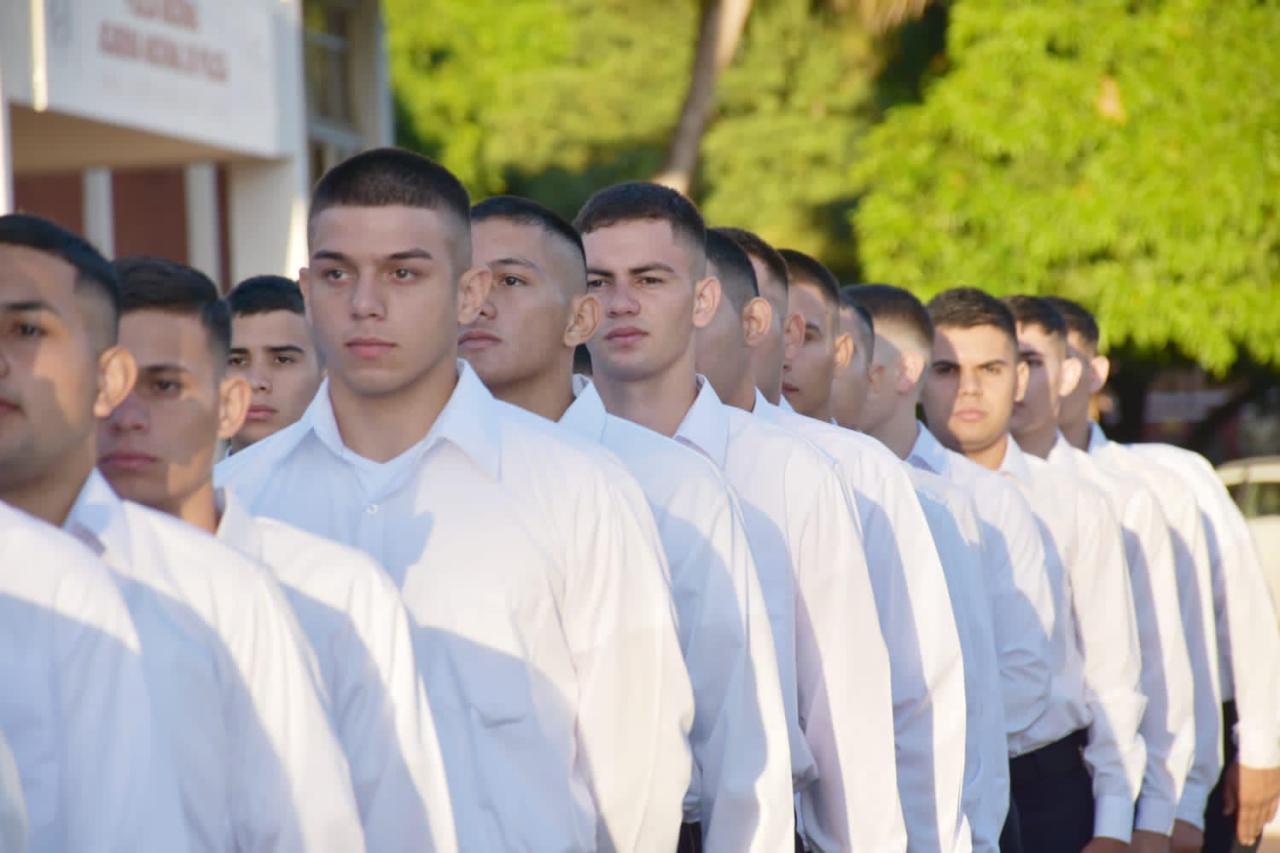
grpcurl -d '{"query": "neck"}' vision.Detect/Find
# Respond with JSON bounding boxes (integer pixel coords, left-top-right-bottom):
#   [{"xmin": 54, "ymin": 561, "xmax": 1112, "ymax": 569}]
[
  {"xmin": 719, "ymin": 364, "xmax": 760, "ymax": 412},
  {"xmin": 750, "ymin": 348, "xmax": 783, "ymax": 405},
  {"xmin": 172, "ymin": 479, "xmax": 220, "ymax": 535},
  {"xmin": 328, "ymin": 355, "xmax": 458, "ymax": 462},
  {"xmin": 0, "ymin": 439, "xmax": 96, "ymax": 526},
  {"xmin": 489, "ymin": 360, "xmax": 575, "ymax": 423},
  {"xmin": 1061, "ymin": 415, "xmax": 1091, "ymax": 451},
  {"xmin": 965, "ymin": 432, "xmax": 1010, "ymax": 472},
  {"xmin": 1012, "ymin": 420, "xmax": 1058, "ymax": 459},
  {"xmin": 868, "ymin": 402, "xmax": 920, "ymax": 460},
  {"xmin": 594, "ymin": 354, "xmax": 698, "ymax": 438},
  {"xmin": 796, "ymin": 396, "xmax": 832, "ymax": 422}
]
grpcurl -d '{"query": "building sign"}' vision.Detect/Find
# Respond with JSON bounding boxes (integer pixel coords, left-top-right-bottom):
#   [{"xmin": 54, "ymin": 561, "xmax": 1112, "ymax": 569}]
[{"xmin": 35, "ymin": 0, "xmax": 282, "ymax": 156}]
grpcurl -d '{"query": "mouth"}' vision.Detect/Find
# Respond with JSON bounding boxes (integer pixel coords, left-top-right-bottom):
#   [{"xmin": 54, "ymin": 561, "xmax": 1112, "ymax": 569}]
[
  {"xmin": 458, "ymin": 330, "xmax": 503, "ymax": 351},
  {"xmin": 98, "ymin": 451, "xmax": 158, "ymax": 472},
  {"xmin": 345, "ymin": 337, "xmax": 396, "ymax": 360},
  {"xmin": 953, "ymin": 408, "xmax": 987, "ymax": 423},
  {"xmin": 0, "ymin": 398, "xmax": 19, "ymax": 416},
  {"xmin": 781, "ymin": 382, "xmax": 800, "ymax": 395},
  {"xmin": 245, "ymin": 404, "xmax": 278, "ymax": 422},
  {"xmin": 604, "ymin": 326, "xmax": 647, "ymax": 346}
]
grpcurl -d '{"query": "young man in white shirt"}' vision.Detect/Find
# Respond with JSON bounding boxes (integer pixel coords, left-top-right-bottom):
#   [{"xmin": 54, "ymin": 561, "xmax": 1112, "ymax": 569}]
[
  {"xmin": 720, "ymin": 245, "xmax": 970, "ymax": 852},
  {"xmin": 217, "ymin": 149, "xmax": 692, "ymax": 851},
  {"xmin": 225, "ymin": 275, "xmax": 325, "ymax": 452},
  {"xmin": 100, "ymin": 257, "xmax": 457, "ymax": 851},
  {"xmin": 920, "ymin": 287, "xmax": 1146, "ymax": 853},
  {"xmin": 1050, "ymin": 296, "xmax": 1279, "ymax": 853},
  {"xmin": 0, "ymin": 501, "xmax": 186, "ymax": 853},
  {"xmin": 459, "ymin": 194, "xmax": 792, "ymax": 851},
  {"xmin": 575, "ymin": 181, "xmax": 903, "ymax": 850},
  {"xmin": 1005, "ymin": 294, "xmax": 1195, "ymax": 851},
  {"xmin": 836, "ymin": 283, "xmax": 1065, "ymax": 852},
  {"xmin": 0, "ymin": 215, "xmax": 363, "ymax": 851}
]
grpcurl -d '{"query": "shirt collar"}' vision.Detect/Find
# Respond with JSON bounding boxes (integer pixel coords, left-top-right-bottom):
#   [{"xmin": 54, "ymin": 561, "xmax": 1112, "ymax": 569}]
[
  {"xmin": 1046, "ymin": 431, "xmax": 1076, "ymax": 470},
  {"xmin": 1088, "ymin": 421, "xmax": 1109, "ymax": 453},
  {"xmin": 63, "ymin": 469, "xmax": 134, "ymax": 565},
  {"xmin": 908, "ymin": 422, "xmax": 951, "ymax": 475},
  {"xmin": 214, "ymin": 488, "xmax": 264, "ymax": 561},
  {"xmin": 674, "ymin": 377, "xmax": 731, "ymax": 467},
  {"xmin": 998, "ymin": 436, "xmax": 1033, "ymax": 484},
  {"xmin": 560, "ymin": 376, "xmax": 609, "ymax": 443},
  {"xmin": 301, "ymin": 360, "xmax": 502, "ymax": 481},
  {"xmin": 778, "ymin": 395, "xmax": 796, "ymax": 413}
]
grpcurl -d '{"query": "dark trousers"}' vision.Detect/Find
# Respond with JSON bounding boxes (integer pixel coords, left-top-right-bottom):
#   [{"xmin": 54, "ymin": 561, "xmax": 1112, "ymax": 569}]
[
  {"xmin": 1009, "ymin": 729, "xmax": 1095, "ymax": 853},
  {"xmin": 998, "ymin": 795, "xmax": 1023, "ymax": 853},
  {"xmin": 1205, "ymin": 701, "xmax": 1261, "ymax": 853},
  {"xmin": 677, "ymin": 819, "xmax": 807, "ymax": 852}
]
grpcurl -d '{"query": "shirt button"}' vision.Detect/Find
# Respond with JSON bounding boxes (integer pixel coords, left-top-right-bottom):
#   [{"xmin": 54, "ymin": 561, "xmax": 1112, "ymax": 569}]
[{"xmin": 365, "ymin": 503, "xmax": 379, "ymax": 515}]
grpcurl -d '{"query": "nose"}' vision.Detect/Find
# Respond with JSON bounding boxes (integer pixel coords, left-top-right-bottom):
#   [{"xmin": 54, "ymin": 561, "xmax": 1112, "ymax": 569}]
[
  {"xmin": 247, "ymin": 366, "xmax": 271, "ymax": 394},
  {"xmin": 477, "ymin": 292, "xmax": 497, "ymax": 320},
  {"xmin": 603, "ymin": 280, "xmax": 640, "ymax": 318},
  {"xmin": 958, "ymin": 367, "xmax": 982, "ymax": 396},
  {"xmin": 349, "ymin": 273, "xmax": 386, "ymax": 320},
  {"xmin": 107, "ymin": 393, "xmax": 149, "ymax": 434}
]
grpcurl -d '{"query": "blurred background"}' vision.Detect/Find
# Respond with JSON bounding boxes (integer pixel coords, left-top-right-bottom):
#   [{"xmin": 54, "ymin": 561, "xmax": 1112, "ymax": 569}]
[{"xmin": 2, "ymin": 0, "xmax": 1279, "ymax": 840}]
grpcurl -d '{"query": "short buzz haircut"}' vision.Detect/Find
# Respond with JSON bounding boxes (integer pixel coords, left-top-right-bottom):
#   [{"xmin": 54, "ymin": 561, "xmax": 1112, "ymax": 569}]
[
  {"xmin": 836, "ymin": 287, "xmax": 876, "ymax": 362},
  {"xmin": 113, "ymin": 256, "xmax": 231, "ymax": 360},
  {"xmin": 705, "ymin": 228, "xmax": 759, "ymax": 311},
  {"xmin": 777, "ymin": 249, "xmax": 840, "ymax": 310},
  {"xmin": 472, "ymin": 195, "xmax": 586, "ymax": 267},
  {"xmin": 0, "ymin": 213, "xmax": 121, "ymax": 330},
  {"xmin": 1043, "ymin": 296, "xmax": 1101, "ymax": 350},
  {"xmin": 1004, "ymin": 294, "xmax": 1067, "ymax": 339},
  {"xmin": 926, "ymin": 287, "xmax": 1018, "ymax": 345},
  {"xmin": 572, "ymin": 182, "xmax": 707, "ymax": 275},
  {"xmin": 308, "ymin": 147, "xmax": 472, "ymax": 268},
  {"xmin": 717, "ymin": 227, "xmax": 789, "ymax": 293},
  {"xmin": 843, "ymin": 284, "xmax": 934, "ymax": 354},
  {"xmin": 227, "ymin": 275, "xmax": 305, "ymax": 318}
]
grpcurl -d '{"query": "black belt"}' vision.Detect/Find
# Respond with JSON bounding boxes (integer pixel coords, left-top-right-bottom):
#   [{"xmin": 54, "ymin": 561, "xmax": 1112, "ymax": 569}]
[{"xmin": 1010, "ymin": 728, "xmax": 1088, "ymax": 788}]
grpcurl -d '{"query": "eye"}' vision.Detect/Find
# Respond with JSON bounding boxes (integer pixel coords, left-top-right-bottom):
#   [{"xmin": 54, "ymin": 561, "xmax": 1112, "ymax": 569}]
[
  {"xmin": 321, "ymin": 268, "xmax": 347, "ymax": 282},
  {"xmin": 586, "ymin": 278, "xmax": 606, "ymax": 290},
  {"xmin": 500, "ymin": 274, "xmax": 526, "ymax": 287},
  {"xmin": 151, "ymin": 378, "xmax": 181, "ymax": 395},
  {"xmin": 227, "ymin": 354, "xmax": 247, "ymax": 368},
  {"xmin": 391, "ymin": 267, "xmax": 416, "ymax": 281},
  {"xmin": 932, "ymin": 364, "xmax": 955, "ymax": 376},
  {"xmin": 13, "ymin": 321, "xmax": 45, "ymax": 339},
  {"xmin": 274, "ymin": 354, "xmax": 297, "ymax": 366},
  {"xmin": 638, "ymin": 276, "xmax": 663, "ymax": 286}
]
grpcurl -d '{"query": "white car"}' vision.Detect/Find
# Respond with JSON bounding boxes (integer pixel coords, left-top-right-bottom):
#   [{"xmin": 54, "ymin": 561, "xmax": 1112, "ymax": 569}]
[{"xmin": 1217, "ymin": 455, "xmax": 1280, "ymax": 623}]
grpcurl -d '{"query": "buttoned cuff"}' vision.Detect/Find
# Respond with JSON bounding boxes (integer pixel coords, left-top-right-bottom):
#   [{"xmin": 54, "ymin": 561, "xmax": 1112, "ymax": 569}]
[
  {"xmin": 1175, "ymin": 781, "xmax": 1210, "ymax": 831},
  {"xmin": 1236, "ymin": 722, "xmax": 1280, "ymax": 769},
  {"xmin": 1093, "ymin": 794, "xmax": 1135, "ymax": 843},
  {"xmin": 1135, "ymin": 794, "xmax": 1177, "ymax": 835}
]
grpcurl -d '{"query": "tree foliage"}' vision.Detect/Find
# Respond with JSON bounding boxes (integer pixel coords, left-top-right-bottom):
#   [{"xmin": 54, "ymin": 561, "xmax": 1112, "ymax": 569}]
[{"xmin": 852, "ymin": 0, "xmax": 1280, "ymax": 372}]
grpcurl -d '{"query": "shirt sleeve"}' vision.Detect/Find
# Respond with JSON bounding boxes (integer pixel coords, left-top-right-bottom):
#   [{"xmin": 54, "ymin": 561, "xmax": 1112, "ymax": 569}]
[
  {"xmin": 0, "ymin": 732, "xmax": 24, "ymax": 853},
  {"xmin": 1068, "ymin": 486, "xmax": 1148, "ymax": 842},
  {"xmin": 658, "ymin": 479, "xmax": 794, "ymax": 851},
  {"xmin": 563, "ymin": 468, "xmax": 694, "ymax": 852},
  {"xmin": 337, "ymin": 560, "xmax": 458, "ymax": 852},
  {"xmin": 852, "ymin": 462, "xmax": 967, "ymax": 851},
  {"xmin": 53, "ymin": 557, "xmax": 189, "ymax": 853},
  {"xmin": 1119, "ymin": 486, "xmax": 1196, "ymax": 834},
  {"xmin": 225, "ymin": 567, "xmax": 366, "ymax": 852},
  {"xmin": 790, "ymin": 456, "xmax": 906, "ymax": 851}
]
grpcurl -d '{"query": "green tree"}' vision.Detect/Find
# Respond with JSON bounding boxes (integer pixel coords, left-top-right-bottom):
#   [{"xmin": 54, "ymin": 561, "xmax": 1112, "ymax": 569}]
[{"xmin": 852, "ymin": 0, "xmax": 1280, "ymax": 373}]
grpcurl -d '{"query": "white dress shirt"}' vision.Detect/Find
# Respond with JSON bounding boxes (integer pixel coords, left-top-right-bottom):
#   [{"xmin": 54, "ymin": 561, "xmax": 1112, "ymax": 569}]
[
  {"xmin": 907, "ymin": 467, "xmax": 1009, "ymax": 852},
  {"xmin": 1130, "ymin": 442, "xmax": 1280, "ymax": 772},
  {"xmin": 674, "ymin": 379, "xmax": 904, "ymax": 851},
  {"xmin": 1047, "ymin": 434, "xmax": 1194, "ymax": 833},
  {"xmin": 1086, "ymin": 424, "xmax": 1223, "ymax": 826},
  {"xmin": 908, "ymin": 425, "xmax": 1059, "ymax": 753},
  {"xmin": 999, "ymin": 439, "xmax": 1147, "ymax": 841},
  {"xmin": 216, "ymin": 490, "xmax": 457, "ymax": 852},
  {"xmin": 754, "ymin": 393, "xmax": 969, "ymax": 852},
  {"xmin": 63, "ymin": 470, "xmax": 364, "ymax": 852},
  {"xmin": 217, "ymin": 362, "xmax": 693, "ymax": 852},
  {"xmin": 0, "ymin": 730, "xmax": 24, "ymax": 853},
  {"xmin": 0, "ymin": 500, "xmax": 186, "ymax": 853},
  {"xmin": 561, "ymin": 379, "xmax": 793, "ymax": 851}
]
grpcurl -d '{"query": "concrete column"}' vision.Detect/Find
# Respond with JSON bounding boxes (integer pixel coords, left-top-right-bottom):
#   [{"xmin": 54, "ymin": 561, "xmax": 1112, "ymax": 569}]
[
  {"xmin": 184, "ymin": 162, "xmax": 223, "ymax": 286},
  {"xmin": 0, "ymin": 80, "xmax": 11, "ymax": 214},
  {"xmin": 82, "ymin": 167, "xmax": 114, "ymax": 257},
  {"xmin": 227, "ymin": 157, "xmax": 308, "ymax": 281}
]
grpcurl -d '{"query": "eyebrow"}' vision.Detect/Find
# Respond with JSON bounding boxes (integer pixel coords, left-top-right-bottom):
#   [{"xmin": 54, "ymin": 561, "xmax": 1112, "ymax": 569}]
[
  {"xmin": 585, "ymin": 262, "xmax": 677, "ymax": 279},
  {"xmin": 0, "ymin": 299, "xmax": 60, "ymax": 315},
  {"xmin": 139, "ymin": 363, "xmax": 192, "ymax": 376},
  {"xmin": 228, "ymin": 344, "xmax": 306, "ymax": 356},
  {"xmin": 311, "ymin": 249, "xmax": 434, "ymax": 263},
  {"xmin": 981, "ymin": 359, "xmax": 1010, "ymax": 368},
  {"xmin": 490, "ymin": 256, "xmax": 542, "ymax": 272}
]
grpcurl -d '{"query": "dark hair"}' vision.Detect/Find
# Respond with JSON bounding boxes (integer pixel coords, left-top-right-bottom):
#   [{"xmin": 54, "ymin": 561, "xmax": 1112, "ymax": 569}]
[
  {"xmin": 572, "ymin": 182, "xmax": 706, "ymax": 270},
  {"xmin": 717, "ymin": 227, "xmax": 789, "ymax": 293},
  {"xmin": 926, "ymin": 287, "xmax": 1017, "ymax": 344},
  {"xmin": 777, "ymin": 248, "xmax": 839, "ymax": 309},
  {"xmin": 706, "ymin": 228, "xmax": 759, "ymax": 311},
  {"xmin": 573, "ymin": 343, "xmax": 592, "ymax": 377},
  {"xmin": 472, "ymin": 195, "xmax": 586, "ymax": 266},
  {"xmin": 1043, "ymin": 296, "xmax": 1100, "ymax": 349},
  {"xmin": 0, "ymin": 213, "xmax": 120, "ymax": 324},
  {"xmin": 836, "ymin": 290, "xmax": 876, "ymax": 362},
  {"xmin": 1003, "ymin": 294, "xmax": 1066, "ymax": 339},
  {"xmin": 227, "ymin": 275, "xmax": 304, "ymax": 317},
  {"xmin": 842, "ymin": 284, "xmax": 934, "ymax": 352},
  {"xmin": 113, "ymin": 256, "xmax": 231, "ymax": 359}
]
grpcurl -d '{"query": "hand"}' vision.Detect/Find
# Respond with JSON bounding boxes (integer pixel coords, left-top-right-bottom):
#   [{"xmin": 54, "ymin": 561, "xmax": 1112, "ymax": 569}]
[
  {"xmin": 1169, "ymin": 819, "xmax": 1202, "ymax": 853},
  {"xmin": 1225, "ymin": 761, "xmax": 1280, "ymax": 845},
  {"xmin": 1081, "ymin": 838, "xmax": 1129, "ymax": 853},
  {"xmin": 1130, "ymin": 829, "xmax": 1170, "ymax": 853}
]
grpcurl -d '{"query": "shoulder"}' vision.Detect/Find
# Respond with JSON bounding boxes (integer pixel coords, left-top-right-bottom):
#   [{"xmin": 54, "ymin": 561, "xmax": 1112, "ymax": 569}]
[
  {"xmin": 254, "ymin": 515, "xmax": 401, "ymax": 601},
  {"xmin": 124, "ymin": 501, "xmax": 280, "ymax": 593},
  {"xmin": 214, "ymin": 420, "xmax": 311, "ymax": 487}
]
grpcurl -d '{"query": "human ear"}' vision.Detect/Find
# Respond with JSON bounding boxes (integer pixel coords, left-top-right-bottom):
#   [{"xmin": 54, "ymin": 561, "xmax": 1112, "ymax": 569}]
[
  {"xmin": 94, "ymin": 346, "xmax": 138, "ymax": 418},
  {"xmin": 692, "ymin": 276, "xmax": 722, "ymax": 330},
  {"xmin": 1059, "ymin": 355, "xmax": 1083, "ymax": 398},
  {"xmin": 741, "ymin": 297, "xmax": 773, "ymax": 347},
  {"xmin": 1089, "ymin": 355, "xmax": 1111, "ymax": 393},
  {"xmin": 833, "ymin": 333, "xmax": 854, "ymax": 369},
  {"xmin": 456, "ymin": 266, "xmax": 494, "ymax": 325},
  {"xmin": 565, "ymin": 294, "xmax": 602, "ymax": 347},
  {"xmin": 1014, "ymin": 360, "xmax": 1030, "ymax": 403},
  {"xmin": 217, "ymin": 375, "xmax": 252, "ymax": 440}
]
